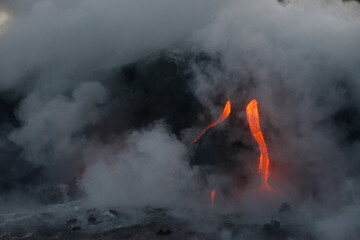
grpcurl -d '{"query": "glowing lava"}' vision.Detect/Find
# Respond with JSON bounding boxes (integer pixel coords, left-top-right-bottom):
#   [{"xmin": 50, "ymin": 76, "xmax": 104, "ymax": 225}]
[
  {"xmin": 189, "ymin": 101, "xmax": 231, "ymax": 146},
  {"xmin": 246, "ymin": 99, "xmax": 271, "ymax": 189},
  {"xmin": 211, "ymin": 189, "xmax": 215, "ymax": 206}
]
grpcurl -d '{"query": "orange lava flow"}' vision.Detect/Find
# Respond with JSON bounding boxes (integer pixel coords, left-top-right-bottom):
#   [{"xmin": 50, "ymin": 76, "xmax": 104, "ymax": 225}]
[
  {"xmin": 211, "ymin": 190, "xmax": 215, "ymax": 206},
  {"xmin": 189, "ymin": 101, "xmax": 231, "ymax": 146},
  {"xmin": 246, "ymin": 99, "xmax": 270, "ymax": 188}
]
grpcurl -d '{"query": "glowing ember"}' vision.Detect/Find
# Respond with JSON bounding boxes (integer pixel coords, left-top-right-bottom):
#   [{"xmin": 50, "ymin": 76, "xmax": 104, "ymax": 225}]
[
  {"xmin": 246, "ymin": 99, "xmax": 271, "ymax": 189},
  {"xmin": 189, "ymin": 101, "xmax": 231, "ymax": 146},
  {"xmin": 211, "ymin": 189, "xmax": 215, "ymax": 206}
]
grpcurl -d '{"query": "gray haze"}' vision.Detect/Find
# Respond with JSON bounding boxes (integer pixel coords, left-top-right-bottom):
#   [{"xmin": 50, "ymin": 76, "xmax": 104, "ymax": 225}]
[
  {"xmin": 0, "ymin": 0, "xmax": 360, "ymax": 239},
  {"xmin": 193, "ymin": 0, "xmax": 360, "ymax": 239},
  {"xmin": 0, "ymin": 0, "xmax": 231, "ymax": 213}
]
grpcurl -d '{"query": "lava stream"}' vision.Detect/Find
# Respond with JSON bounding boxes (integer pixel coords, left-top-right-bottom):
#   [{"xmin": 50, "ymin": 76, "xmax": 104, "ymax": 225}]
[
  {"xmin": 211, "ymin": 190, "xmax": 215, "ymax": 206},
  {"xmin": 189, "ymin": 101, "xmax": 231, "ymax": 146},
  {"xmin": 246, "ymin": 99, "xmax": 271, "ymax": 189}
]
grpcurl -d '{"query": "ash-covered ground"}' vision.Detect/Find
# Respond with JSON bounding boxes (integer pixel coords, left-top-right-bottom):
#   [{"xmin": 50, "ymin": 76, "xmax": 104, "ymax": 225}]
[{"xmin": 1, "ymin": 201, "xmax": 313, "ymax": 240}]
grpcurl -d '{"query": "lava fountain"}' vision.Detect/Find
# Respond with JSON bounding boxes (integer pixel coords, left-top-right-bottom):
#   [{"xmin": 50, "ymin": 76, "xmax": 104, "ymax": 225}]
[
  {"xmin": 189, "ymin": 101, "xmax": 231, "ymax": 146},
  {"xmin": 246, "ymin": 99, "xmax": 272, "ymax": 190}
]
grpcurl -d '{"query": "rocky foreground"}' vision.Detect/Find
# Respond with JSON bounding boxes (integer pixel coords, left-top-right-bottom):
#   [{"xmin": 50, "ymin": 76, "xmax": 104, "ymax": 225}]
[{"xmin": 0, "ymin": 201, "xmax": 314, "ymax": 240}]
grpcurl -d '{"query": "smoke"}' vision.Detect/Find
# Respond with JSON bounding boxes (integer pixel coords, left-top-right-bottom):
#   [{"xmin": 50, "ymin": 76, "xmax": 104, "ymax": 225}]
[
  {"xmin": 0, "ymin": 0, "xmax": 229, "ymax": 91},
  {"xmin": 190, "ymin": 0, "xmax": 360, "ymax": 237},
  {"xmin": 80, "ymin": 123, "xmax": 200, "ymax": 208},
  {"xmin": 315, "ymin": 197, "xmax": 360, "ymax": 239},
  {"xmin": 0, "ymin": 0, "xmax": 360, "ymax": 238},
  {"xmin": 0, "ymin": 0, "xmax": 229, "ymax": 199},
  {"xmin": 9, "ymin": 81, "xmax": 106, "ymax": 165}
]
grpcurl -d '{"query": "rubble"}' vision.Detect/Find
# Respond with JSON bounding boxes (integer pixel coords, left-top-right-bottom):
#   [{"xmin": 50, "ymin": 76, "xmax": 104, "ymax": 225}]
[
  {"xmin": 109, "ymin": 209, "xmax": 119, "ymax": 217},
  {"xmin": 66, "ymin": 218, "xmax": 81, "ymax": 231},
  {"xmin": 87, "ymin": 215, "xmax": 97, "ymax": 225},
  {"xmin": 157, "ymin": 226, "xmax": 172, "ymax": 236},
  {"xmin": 262, "ymin": 219, "xmax": 281, "ymax": 234},
  {"xmin": 0, "ymin": 202, "xmax": 315, "ymax": 240},
  {"xmin": 86, "ymin": 208, "xmax": 98, "ymax": 225}
]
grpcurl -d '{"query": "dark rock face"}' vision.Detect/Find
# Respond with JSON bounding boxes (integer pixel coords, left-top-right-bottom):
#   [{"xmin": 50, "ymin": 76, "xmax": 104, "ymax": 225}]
[
  {"xmin": 0, "ymin": 50, "xmax": 217, "ymax": 203},
  {"xmin": 0, "ymin": 96, "xmax": 46, "ymax": 195},
  {"xmin": 81, "ymin": 50, "xmax": 254, "ymax": 193},
  {"xmin": 85, "ymin": 50, "xmax": 207, "ymax": 140},
  {"xmin": 1, "ymin": 48, "xmax": 359, "ymax": 205}
]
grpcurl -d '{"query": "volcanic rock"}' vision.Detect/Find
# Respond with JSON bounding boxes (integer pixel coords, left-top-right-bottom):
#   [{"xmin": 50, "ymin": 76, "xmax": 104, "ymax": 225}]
[
  {"xmin": 262, "ymin": 219, "xmax": 280, "ymax": 235},
  {"xmin": 88, "ymin": 215, "xmax": 97, "ymax": 225},
  {"xmin": 86, "ymin": 208, "xmax": 98, "ymax": 216},
  {"xmin": 109, "ymin": 209, "xmax": 119, "ymax": 217},
  {"xmin": 86, "ymin": 208, "xmax": 99, "ymax": 225},
  {"xmin": 66, "ymin": 218, "xmax": 81, "ymax": 231},
  {"xmin": 157, "ymin": 226, "xmax": 172, "ymax": 236}
]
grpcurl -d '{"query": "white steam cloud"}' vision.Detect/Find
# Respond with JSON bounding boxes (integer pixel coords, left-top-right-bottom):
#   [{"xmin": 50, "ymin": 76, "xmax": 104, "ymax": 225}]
[
  {"xmin": 0, "ymin": 0, "xmax": 360, "ymax": 238},
  {"xmin": 193, "ymin": 0, "xmax": 360, "ymax": 238},
  {"xmin": 80, "ymin": 123, "xmax": 198, "ymax": 208}
]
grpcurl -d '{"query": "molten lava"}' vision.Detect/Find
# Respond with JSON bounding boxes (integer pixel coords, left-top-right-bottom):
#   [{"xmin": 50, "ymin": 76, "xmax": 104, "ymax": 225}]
[
  {"xmin": 211, "ymin": 190, "xmax": 215, "ymax": 206},
  {"xmin": 189, "ymin": 101, "xmax": 231, "ymax": 146},
  {"xmin": 246, "ymin": 99, "xmax": 271, "ymax": 189}
]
